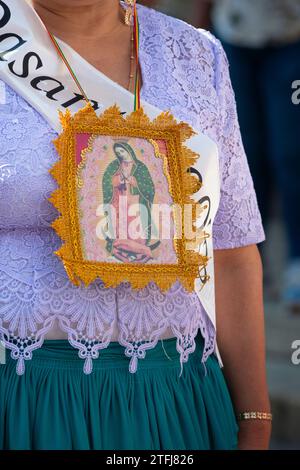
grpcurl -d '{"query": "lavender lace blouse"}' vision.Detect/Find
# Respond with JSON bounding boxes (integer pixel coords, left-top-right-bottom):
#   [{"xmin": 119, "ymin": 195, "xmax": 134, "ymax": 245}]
[{"xmin": 0, "ymin": 4, "xmax": 265, "ymax": 376}]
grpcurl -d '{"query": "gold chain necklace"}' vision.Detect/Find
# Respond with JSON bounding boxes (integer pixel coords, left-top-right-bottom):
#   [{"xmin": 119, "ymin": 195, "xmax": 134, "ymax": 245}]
[{"xmin": 127, "ymin": 23, "xmax": 135, "ymax": 92}]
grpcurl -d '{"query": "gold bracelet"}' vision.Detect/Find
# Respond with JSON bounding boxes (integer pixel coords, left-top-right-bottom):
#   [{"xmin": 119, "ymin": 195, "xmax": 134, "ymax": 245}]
[{"xmin": 236, "ymin": 412, "xmax": 273, "ymax": 422}]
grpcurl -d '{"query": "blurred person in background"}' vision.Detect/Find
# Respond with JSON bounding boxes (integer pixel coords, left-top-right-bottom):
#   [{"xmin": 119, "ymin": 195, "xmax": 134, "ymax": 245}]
[{"xmin": 195, "ymin": 0, "xmax": 300, "ymax": 313}]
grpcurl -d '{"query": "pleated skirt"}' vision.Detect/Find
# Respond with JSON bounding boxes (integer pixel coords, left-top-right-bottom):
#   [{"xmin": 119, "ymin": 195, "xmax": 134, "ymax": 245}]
[{"xmin": 0, "ymin": 332, "xmax": 239, "ymax": 450}]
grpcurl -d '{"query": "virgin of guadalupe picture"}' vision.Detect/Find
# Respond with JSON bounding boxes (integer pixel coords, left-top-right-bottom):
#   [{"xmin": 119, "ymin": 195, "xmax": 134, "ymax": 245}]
[
  {"xmin": 101, "ymin": 141, "xmax": 161, "ymax": 264},
  {"xmin": 78, "ymin": 135, "xmax": 167, "ymax": 265}
]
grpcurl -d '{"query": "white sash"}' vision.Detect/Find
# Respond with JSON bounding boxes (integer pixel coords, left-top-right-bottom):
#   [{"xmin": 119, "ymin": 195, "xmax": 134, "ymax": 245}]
[{"xmin": 0, "ymin": 0, "xmax": 223, "ymax": 366}]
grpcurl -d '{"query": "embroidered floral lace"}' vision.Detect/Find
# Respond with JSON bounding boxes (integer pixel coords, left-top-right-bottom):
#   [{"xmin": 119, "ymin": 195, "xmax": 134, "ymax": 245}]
[{"xmin": 0, "ymin": 5, "xmax": 265, "ymax": 376}]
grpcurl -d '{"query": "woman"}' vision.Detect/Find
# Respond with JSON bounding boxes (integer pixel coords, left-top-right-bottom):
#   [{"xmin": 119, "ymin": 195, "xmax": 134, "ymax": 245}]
[{"xmin": 0, "ymin": 0, "xmax": 271, "ymax": 450}]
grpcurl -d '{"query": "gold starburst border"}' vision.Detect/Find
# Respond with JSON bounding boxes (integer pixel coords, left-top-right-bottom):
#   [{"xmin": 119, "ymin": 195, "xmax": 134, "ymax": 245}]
[{"xmin": 48, "ymin": 102, "xmax": 209, "ymax": 291}]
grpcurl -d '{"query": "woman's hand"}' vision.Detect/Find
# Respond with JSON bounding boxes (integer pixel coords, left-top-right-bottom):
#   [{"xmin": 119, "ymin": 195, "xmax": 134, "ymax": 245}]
[
  {"xmin": 237, "ymin": 420, "xmax": 272, "ymax": 450},
  {"xmin": 214, "ymin": 245, "xmax": 272, "ymax": 450}
]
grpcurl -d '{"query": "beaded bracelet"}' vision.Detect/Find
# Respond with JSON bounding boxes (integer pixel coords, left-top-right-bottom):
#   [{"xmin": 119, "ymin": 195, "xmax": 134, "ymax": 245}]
[{"xmin": 237, "ymin": 412, "xmax": 273, "ymax": 422}]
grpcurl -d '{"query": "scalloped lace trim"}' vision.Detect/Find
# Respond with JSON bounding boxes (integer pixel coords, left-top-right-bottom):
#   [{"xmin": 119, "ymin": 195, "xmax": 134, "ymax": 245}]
[
  {"xmin": 0, "ymin": 317, "xmax": 215, "ymax": 377},
  {"xmin": 0, "ymin": 271, "xmax": 216, "ymax": 377}
]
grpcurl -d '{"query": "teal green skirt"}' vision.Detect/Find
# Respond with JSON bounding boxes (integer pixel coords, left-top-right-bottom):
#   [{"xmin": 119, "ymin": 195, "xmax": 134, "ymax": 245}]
[{"xmin": 0, "ymin": 332, "xmax": 239, "ymax": 450}]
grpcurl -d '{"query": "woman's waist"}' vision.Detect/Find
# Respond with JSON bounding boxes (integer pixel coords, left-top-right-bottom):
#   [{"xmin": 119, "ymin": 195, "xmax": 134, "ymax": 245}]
[{"xmin": 10, "ymin": 331, "xmax": 206, "ymax": 370}]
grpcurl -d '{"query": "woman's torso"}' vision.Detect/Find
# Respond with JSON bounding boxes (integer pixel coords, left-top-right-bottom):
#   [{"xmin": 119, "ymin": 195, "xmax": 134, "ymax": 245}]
[{"xmin": 0, "ymin": 3, "xmax": 222, "ymax": 373}]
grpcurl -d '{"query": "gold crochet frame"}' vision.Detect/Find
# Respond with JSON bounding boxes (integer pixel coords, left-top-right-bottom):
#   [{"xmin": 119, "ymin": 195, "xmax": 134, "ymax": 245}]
[{"xmin": 49, "ymin": 103, "xmax": 209, "ymax": 291}]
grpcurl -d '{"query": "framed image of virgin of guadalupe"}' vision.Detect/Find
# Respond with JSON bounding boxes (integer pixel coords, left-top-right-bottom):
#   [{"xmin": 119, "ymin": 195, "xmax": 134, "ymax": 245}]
[{"xmin": 50, "ymin": 104, "xmax": 210, "ymax": 291}]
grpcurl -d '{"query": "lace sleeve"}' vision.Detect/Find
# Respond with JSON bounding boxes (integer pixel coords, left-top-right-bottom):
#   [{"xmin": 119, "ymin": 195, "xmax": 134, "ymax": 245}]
[{"xmin": 211, "ymin": 37, "xmax": 266, "ymax": 249}]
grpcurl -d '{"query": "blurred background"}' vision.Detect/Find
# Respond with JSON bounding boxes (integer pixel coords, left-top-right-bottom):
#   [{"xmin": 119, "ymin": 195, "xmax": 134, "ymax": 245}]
[{"xmin": 140, "ymin": 0, "xmax": 300, "ymax": 449}]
